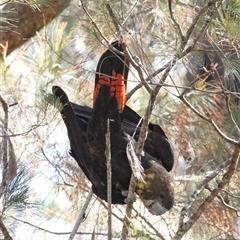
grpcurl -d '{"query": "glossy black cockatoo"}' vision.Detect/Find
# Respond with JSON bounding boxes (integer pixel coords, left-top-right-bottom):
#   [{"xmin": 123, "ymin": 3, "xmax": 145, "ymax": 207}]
[{"xmin": 53, "ymin": 41, "xmax": 174, "ymax": 215}]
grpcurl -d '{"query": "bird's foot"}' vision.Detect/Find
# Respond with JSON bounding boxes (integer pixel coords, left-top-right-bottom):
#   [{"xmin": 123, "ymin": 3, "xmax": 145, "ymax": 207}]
[
  {"xmin": 121, "ymin": 190, "xmax": 128, "ymax": 197},
  {"xmin": 122, "ymin": 191, "xmax": 136, "ymax": 203}
]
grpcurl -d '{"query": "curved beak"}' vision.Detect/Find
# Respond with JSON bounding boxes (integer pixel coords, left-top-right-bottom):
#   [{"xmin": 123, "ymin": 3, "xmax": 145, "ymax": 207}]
[{"xmin": 141, "ymin": 199, "xmax": 168, "ymax": 215}]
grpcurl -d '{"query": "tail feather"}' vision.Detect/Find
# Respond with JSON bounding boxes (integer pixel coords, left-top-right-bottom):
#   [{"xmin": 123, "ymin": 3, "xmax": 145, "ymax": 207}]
[
  {"xmin": 93, "ymin": 41, "xmax": 129, "ymax": 113},
  {"xmin": 52, "ymin": 86, "xmax": 91, "ymax": 179}
]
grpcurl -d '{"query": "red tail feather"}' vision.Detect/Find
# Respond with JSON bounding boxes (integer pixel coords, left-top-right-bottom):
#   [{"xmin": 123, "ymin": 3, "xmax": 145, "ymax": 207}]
[{"xmin": 93, "ymin": 41, "xmax": 129, "ymax": 113}]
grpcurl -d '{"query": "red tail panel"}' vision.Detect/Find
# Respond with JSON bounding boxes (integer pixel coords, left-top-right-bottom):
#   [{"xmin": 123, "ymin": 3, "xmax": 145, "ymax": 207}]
[{"xmin": 93, "ymin": 41, "xmax": 129, "ymax": 113}]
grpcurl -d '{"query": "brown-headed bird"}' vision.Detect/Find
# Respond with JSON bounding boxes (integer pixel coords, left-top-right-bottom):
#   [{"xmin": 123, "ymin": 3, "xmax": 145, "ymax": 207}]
[{"xmin": 53, "ymin": 41, "xmax": 174, "ymax": 215}]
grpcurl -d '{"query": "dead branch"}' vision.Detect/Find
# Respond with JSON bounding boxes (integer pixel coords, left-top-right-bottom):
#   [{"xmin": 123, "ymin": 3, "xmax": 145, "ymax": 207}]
[
  {"xmin": 68, "ymin": 188, "xmax": 93, "ymax": 240},
  {"xmin": 182, "ymin": 0, "xmax": 223, "ymax": 52},
  {"xmin": 205, "ymin": 185, "xmax": 240, "ymax": 217},
  {"xmin": 168, "ymin": 0, "xmax": 184, "ymax": 42},
  {"xmin": 0, "ymin": 94, "xmax": 9, "ymax": 195},
  {"xmin": 179, "ymin": 95, "xmax": 239, "ymax": 146},
  {"xmin": 173, "ymin": 145, "xmax": 240, "ymax": 239},
  {"xmin": 0, "ymin": 217, "xmax": 13, "ymax": 240},
  {"xmin": 106, "ymin": 3, "xmax": 121, "ymax": 38},
  {"xmin": 11, "ymin": 215, "xmax": 109, "ymax": 236},
  {"xmin": 105, "ymin": 119, "xmax": 112, "ymax": 240},
  {"xmin": 79, "ymin": 0, "xmax": 108, "ymax": 43},
  {"xmin": 177, "ymin": 158, "xmax": 231, "ymax": 231}
]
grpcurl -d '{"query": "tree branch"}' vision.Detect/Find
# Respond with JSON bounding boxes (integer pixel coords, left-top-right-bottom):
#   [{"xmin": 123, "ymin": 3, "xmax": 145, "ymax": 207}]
[
  {"xmin": 80, "ymin": 0, "xmax": 108, "ymax": 44},
  {"xmin": 205, "ymin": 185, "xmax": 240, "ymax": 217},
  {"xmin": 168, "ymin": 0, "xmax": 184, "ymax": 42},
  {"xmin": 173, "ymin": 145, "xmax": 240, "ymax": 239},
  {"xmin": 0, "ymin": 0, "xmax": 71, "ymax": 57},
  {"xmin": 181, "ymin": 0, "xmax": 222, "ymax": 52},
  {"xmin": 0, "ymin": 94, "xmax": 9, "ymax": 196},
  {"xmin": 0, "ymin": 217, "xmax": 13, "ymax": 240},
  {"xmin": 179, "ymin": 95, "xmax": 239, "ymax": 146},
  {"xmin": 11, "ymin": 215, "xmax": 108, "ymax": 236},
  {"xmin": 68, "ymin": 188, "xmax": 93, "ymax": 240},
  {"xmin": 177, "ymin": 158, "xmax": 231, "ymax": 231},
  {"xmin": 105, "ymin": 119, "xmax": 112, "ymax": 240}
]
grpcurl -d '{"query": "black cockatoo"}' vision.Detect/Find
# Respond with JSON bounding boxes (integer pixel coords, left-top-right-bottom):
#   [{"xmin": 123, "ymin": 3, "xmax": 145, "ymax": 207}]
[{"xmin": 53, "ymin": 41, "xmax": 174, "ymax": 215}]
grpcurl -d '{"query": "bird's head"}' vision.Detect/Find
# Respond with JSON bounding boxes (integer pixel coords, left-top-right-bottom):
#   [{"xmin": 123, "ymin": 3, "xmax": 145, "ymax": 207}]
[{"xmin": 135, "ymin": 160, "xmax": 174, "ymax": 215}]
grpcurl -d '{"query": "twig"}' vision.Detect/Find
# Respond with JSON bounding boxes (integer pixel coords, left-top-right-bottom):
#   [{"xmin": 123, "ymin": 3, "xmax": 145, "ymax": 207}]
[
  {"xmin": 41, "ymin": 148, "xmax": 74, "ymax": 187},
  {"xmin": 0, "ymin": 217, "xmax": 13, "ymax": 240},
  {"xmin": 181, "ymin": 0, "xmax": 222, "ymax": 52},
  {"xmin": 205, "ymin": 185, "xmax": 240, "ymax": 217},
  {"xmin": 179, "ymin": 95, "xmax": 239, "ymax": 146},
  {"xmin": 68, "ymin": 188, "xmax": 93, "ymax": 240},
  {"xmin": 126, "ymin": 62, "xmax": 170, "ymax": 101},
  {"xmin": 105, "ymin": 119, "xmax": 112, "ymax": 240},
  {"xmin": 173, "ymin": 145, "xmax": 240, "ymax": 240},
  {"xmin": 121, "ymin": 57, "xmax": 177, "ymax": 240},
  {"xmin": 79, "ymin": 0, "xmax": 108, "ymax": 43},
  {"xmin": 226, "ymin": 94, "xmax": 240, "ymax": 135},
  {"xmin": 168, "ymin": 0, "xmax": 184, "ymax": 42},
  {"xmin": 178, "ymin": 158, "xmax": 231, "ymax": 230},
  {"xmin": 182, "ymin": 3, "xmax": 219, "ymax": 57},
  {"xmin": 121, "ymin": 174, "xmax": 134, "ymax": 240},
  {"xmin": 106, "ymin": 4, "xmax": 121, "ymax": 38},
  {"xmin": 132, "ymin": 207, "xmax": 166, "ymax": 240},
  {"xmin": 123, "ymin": 45, "xmax": 152, "ymax": 93},
  {"xmin": 0, "ymin": 94, "xmax": 9, "ymax": 196},
  {"xmin": 126, "ymin": 83, "xmax": 143, "ymax": 101},
  {"xmin": 11, "ymin": 215, "xmax": 108, "ymax": 236}
]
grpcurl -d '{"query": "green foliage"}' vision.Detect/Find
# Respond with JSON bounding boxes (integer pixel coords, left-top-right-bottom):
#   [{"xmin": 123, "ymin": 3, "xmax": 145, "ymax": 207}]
[
  {"xmin": 224, "ymin": 0, "xmax": 240, "ymax": 40},
  {"xmin": 26, "ymin": 0, "xmax": 54, "ymax": 10},
  {"xmin": 1, "ymin": 165, "xmax": 35, "ymax": 215},
  {"xmin": 22, "ymin": 21, "xmax": 74, "ymax": 77},
  {"xmin": 0, "ymin": 9, "xmax": 18, "ymax": 32}
]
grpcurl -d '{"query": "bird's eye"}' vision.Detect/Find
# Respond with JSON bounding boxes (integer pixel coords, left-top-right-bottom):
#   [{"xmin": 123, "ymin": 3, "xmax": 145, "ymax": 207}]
[{"xmin": 159, "ymin": 194, "xmax": 165, "ymax": 199}]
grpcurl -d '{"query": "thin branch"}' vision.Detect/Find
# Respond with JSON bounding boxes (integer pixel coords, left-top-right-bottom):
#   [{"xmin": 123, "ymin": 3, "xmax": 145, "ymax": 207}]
[
  {"xmin": 205, "ymin": 185, "xmax": 240, "ymax": 217},
  {"xmin": 106, "ymin": 3, "xmax": 121, "ymax": 39},
  {"xmin": 79, "ymin": 0, "xmax": 108, "ymax": 44},
  {"xmin": 181, "ymin": 0, "xmax": 222, "ymax": 52},
  {"xmin": 11, "ymin": 215, "xmax": 108, "ymax": 236},
  {"xmin": 121, "ymin": 58, "xmax": 177, "ymax": 240},
  {"xmin": 123, "ymin": 45, "xmax": 152, "ymax": 93},
  {"xmin": 68, "ymin": 188, "xmax": 93, "ymax": 240},
  {"xmin": 173, "ymin": 145, "xmax": 240, "ymax": 240},
  {"xmin": 127, "ymin": 76, "xmax": 240, "ymax": 101},
  {"xmin": 105, "ymin": 119, "xmax": 112, "ymax": 240},
  {"xmin": 99, "ymin": 200, "xmax": 164, "ymax": 239},
  {"xmin": 0, "ymin": 217, "xmax": 12, "ymax": 240},
  {"xmin": 226, "ymin": 94, "xmax": 240, "ymax": 135},
  {"xmin": 179, "ymin": 95, "xmax": 240, "ymax": 146},
  {"xmin": 132, "ymin": 207, "xmax": 166, "ymax": 240},
  {"xmin": 181, "ymin": 63, "xmax": 218, "ymax": 96},
  {"xmin": 126, "ymin": 62, "xmax": 170, "ymax": 101},
  {"xmin": 168, "ymin": 0, "xmax": 184, "ymax": 42},
  {"xmin": 120, "ymin": 0, "xmax": 138, "ymax": 28},
  {"xmin": 182, "ymin": 3, "xmax": 219, "ymax": 57},
  {"xmin": 41, "ymin": 149, "xmax": 74, "ymax": 187},
  {"xmin": 0, "ymin": 94, "xmax": 9, "ymax": 196},
  {"xmin": 126, "ymin": 83, "xmax": 143, "ymax": 101},
  {"xmin": 178, "ymin": 158, "xmax": 231, "ymax": 230},
  {"xmin": 120, "ymin": 174, "xmax": 135, "ymax": 240}
]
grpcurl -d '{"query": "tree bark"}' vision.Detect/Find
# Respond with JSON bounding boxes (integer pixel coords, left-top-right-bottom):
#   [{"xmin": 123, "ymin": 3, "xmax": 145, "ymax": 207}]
[{"xmin": 0, "ymin": 0, "xmax": 71, "ymax": 57}]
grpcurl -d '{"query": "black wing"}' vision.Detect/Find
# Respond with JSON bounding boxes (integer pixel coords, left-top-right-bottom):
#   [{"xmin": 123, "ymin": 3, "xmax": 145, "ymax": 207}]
[
  {"xmin": 52, "ymin": 86, "xmax": 114, "ymax": 200},
  {"xmin": 71, "ymin": 102, "xmax": 174, "ymax": 172}
]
